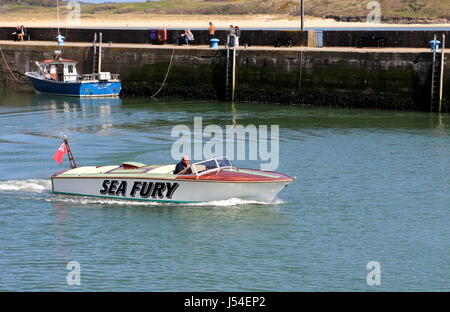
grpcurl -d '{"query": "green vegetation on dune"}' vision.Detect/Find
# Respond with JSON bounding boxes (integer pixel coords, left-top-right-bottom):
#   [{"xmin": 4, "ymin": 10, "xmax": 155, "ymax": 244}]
[
  {"xmin": 1, "ymin": 0, "xmax": 449, "ymax": 23},
  {"xmin": 304, "ymin": 0, "xmax": 450, "ymax": 22}
]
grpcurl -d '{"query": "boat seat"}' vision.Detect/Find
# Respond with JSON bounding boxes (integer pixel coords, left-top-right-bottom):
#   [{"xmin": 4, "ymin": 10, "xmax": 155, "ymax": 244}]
[
  {"xmin": 121, "ymin": 161, "xmax": 147, "ymax": 169},
  {"xmin": 59, "ymin": 166, "xmax": 117, "ymax": 175}
]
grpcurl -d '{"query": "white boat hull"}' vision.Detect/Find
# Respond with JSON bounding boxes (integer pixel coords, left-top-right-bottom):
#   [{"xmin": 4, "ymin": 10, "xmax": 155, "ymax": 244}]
[{"xmin": 51, "ymin": 177, "xmax": 290, "ymax": 203}]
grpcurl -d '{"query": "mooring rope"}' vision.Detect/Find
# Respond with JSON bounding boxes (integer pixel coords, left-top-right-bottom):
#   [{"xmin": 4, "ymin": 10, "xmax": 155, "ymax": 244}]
[
  {"xmin": 0, "ymin": 45, "xmax": 23, "ymax": 83},
  {"xmin": 151, "ymin": 48, "xmax": 175, "ymax": 98}
]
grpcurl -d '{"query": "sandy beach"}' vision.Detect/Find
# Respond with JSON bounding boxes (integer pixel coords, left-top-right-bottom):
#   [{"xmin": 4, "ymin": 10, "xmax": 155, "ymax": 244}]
[{"xmin": 1, "ymin": 13, "xmax": 450, "ymax": 29}]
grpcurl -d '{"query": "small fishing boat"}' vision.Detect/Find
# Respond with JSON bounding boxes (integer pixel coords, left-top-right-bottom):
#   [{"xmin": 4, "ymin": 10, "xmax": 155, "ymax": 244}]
[
  {"xmin": 25, "ymin": 40, "xmax": 121, "ymax": 98},
  {"xmin": 50, "ymin": 141, "xmax": 294, "ymax": 204},
  {"xmin": 25, "ymin": 57, "xmax": 121, "ymax": 97}
]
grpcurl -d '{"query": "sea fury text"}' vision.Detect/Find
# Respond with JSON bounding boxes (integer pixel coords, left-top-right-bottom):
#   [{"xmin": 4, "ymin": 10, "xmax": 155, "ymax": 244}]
[{"xmin": 100, "ymin": 180, "xmax": 179, "ymax": 199}]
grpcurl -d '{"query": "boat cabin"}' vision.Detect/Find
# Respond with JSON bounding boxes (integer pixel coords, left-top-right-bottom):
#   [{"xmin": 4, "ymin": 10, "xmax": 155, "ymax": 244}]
[{"xmin": 38, "ymin": 59, "xmax": 79, "ymax": 83}]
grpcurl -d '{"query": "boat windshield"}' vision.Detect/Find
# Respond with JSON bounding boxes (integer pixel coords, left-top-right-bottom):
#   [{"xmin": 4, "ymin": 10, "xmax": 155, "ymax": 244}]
[{"xmin": 191, "ymin": 157, "xmax": 232, "ymax": 175}]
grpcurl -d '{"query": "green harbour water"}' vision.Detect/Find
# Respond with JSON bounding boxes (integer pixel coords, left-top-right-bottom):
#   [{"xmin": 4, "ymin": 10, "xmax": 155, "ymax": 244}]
[{"xmin": 0, "ymin": 90, "xmax": 449, "ymax": 291}]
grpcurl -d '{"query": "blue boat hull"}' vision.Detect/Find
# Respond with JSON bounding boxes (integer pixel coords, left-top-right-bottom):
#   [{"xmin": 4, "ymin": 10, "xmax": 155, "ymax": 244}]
[{"xmin": 27, "ymin": 76, "xmax": 121, "ymax": 97}]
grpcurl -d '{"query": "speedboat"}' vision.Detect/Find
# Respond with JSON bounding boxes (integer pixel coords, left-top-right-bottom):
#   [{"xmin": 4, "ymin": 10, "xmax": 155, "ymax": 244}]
[{"xmin": 51, "ymin": 157, "xmax": 295, "ymax": 203}]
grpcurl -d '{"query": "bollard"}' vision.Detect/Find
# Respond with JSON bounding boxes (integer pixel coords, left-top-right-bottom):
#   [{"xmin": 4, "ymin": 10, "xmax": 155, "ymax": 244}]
[
  {"xmin": 429, "ymin": 39, "xmax": 441, "ymax": 52},
  {"xmin": 210, "ymin": 38, "xmax": 220, "ymax": 49}
]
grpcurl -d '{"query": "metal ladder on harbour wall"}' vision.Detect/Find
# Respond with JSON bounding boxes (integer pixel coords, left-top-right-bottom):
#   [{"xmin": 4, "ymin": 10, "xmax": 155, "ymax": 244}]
[
  {"xmin": 430, "ymin": 34, "xmax": 446, "ymax": 113},
  {"xmin": 225, "ymin": 44, "xmax": 236, "ymax": 102}
]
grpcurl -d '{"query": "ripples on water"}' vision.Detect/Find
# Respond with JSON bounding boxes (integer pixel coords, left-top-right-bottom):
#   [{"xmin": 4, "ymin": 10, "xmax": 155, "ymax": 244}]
[{"xmin": 0, "ymin": 91, "xmax": 449, "ymax": 291}]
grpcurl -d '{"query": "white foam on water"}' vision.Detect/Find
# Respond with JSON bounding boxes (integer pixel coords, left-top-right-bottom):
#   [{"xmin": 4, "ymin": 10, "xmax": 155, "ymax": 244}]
[
  {"xmin": 0, "ymin": 179, "xmax": 52, "ymax": 193},
  {"xmin": 45, "ymin": 195, "xmax": 161, "ymax": 206},
  {"xmin": 43, "ymin": 195, "xmax": 283, "ymax": 207},
  {"xmin": 186, "ymin": 197, "xmax": 285, "ymax": 207}
]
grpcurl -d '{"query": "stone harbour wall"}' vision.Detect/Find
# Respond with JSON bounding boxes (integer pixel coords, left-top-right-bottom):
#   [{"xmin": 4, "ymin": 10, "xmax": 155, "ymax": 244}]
[{"xmin": 0, "ymin": 43, "xmax": 448, "ymax": 112}]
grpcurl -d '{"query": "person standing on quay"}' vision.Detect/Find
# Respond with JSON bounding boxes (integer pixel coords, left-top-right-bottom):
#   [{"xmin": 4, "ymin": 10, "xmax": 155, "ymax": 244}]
[
  {"xmin": 234, "ymin": 25, "xmax": 241, "ymax": 47},
  {"xmin": 227, "ymin": 25, "xmax": 235, "ymax": 47},
  {"xmin": 17, "ymin": 25, "xmax": 26, "ymax": 41},
  {"xmin": 208, "ymin": 22, "xmax": 216, "ymax": 41}
]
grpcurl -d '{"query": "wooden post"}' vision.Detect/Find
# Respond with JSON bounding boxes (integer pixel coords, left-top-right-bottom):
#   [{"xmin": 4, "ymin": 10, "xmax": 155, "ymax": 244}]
[
  {"xmin": 439, "ymin": 34, "xmax": 445, "ymax": 113},
  {"xmin": 298, "ymin": 49, "xmax": 304, "ymax": 89}
]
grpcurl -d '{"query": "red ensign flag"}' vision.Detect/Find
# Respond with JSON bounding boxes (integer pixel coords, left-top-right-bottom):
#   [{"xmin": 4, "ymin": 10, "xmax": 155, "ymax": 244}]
[{"xmin": 53, "ymin": 142, "xmax": 68, "ymax": 164}]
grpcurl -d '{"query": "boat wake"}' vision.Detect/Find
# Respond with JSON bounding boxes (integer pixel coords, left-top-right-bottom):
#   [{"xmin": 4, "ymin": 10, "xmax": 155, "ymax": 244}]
[
  {"xmin": 188, "ymin": 198, "xmax": 284, "ymax": 207},
  {"xmin": 0, "ymin": 179, "xmax": 283, "ymax": 207},
  {"xmin": 0, "ymin": 179, "xmax": 51, "ymax": 193},
  {"xmin": 43, "ymin": 195, "xmax": 283, "ymax": 207}
]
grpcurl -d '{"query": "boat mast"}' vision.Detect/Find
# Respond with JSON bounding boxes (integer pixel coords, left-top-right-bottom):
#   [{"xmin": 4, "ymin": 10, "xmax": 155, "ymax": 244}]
[
  {"xmin": 57, "ymin": 0, "xmax": 60, "ymax": 35},
  {"xmin": 93, "ymin": 33, "xmax": 97, "ymax": 74},
  {"xmin": 98, "ymin": 33, "xmax": 103, "ymax": 73},
  {"xmin": 55, "ymin": 0, "xmax": 62, "ymax": 59}
]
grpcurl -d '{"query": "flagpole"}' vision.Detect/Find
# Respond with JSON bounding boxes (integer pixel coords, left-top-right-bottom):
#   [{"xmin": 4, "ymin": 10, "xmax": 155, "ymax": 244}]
[{"xmin": 64, "ymin": 138, "xmax": 77, "ymax": 169}]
